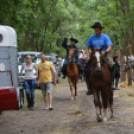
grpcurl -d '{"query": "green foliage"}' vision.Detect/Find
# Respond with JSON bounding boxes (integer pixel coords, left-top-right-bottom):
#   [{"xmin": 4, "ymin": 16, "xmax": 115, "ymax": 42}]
[{"xmin": 0, "ymin": 0, "xmax": 134, "ymax": 56}]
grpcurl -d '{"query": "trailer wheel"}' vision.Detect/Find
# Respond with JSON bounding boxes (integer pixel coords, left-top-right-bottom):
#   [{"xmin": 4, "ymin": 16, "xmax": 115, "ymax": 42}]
[{"xmin": 20, "ymin": 90, "xmax": 24, "ymax": 108}]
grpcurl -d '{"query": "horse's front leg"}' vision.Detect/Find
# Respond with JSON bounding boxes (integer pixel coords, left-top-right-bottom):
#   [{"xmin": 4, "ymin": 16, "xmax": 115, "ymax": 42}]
[
  {"xmin": 101, "ymin": 90, "xmax": 108, "ymax": 123},
  {"xmin": 68, "ymin": 78, "xmax": 74, "ymax": 100},
  {"xmin": 93, "ymin": 89, "xmax": 102, "ymax": 122},
  {"xmin": 108, "ymin": 90, "xmax": 114, "ymax": 119},
  {"xmin": 73, "ymin": 80, "xmax": 77, "ymax": 100}
]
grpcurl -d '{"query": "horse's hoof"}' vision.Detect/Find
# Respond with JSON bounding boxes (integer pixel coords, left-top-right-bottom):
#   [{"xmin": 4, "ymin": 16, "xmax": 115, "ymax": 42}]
[
  {"xmin": 74, "ymin": 96, "xmax": 77, "ymax": 100},
  {"xmin": 96, "ymin": 115, "xmax": 102, "ymax": 122},
  {"xmin": 71, "ymin": 97, "xmax": 74, "ymax": 101},
  {"xmin": 110, "ymin": 115, "xmax": 114, "ymax": 119}
]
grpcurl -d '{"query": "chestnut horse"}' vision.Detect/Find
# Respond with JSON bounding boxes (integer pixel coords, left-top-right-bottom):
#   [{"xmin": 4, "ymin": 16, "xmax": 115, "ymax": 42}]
[
  {"xmin": 67, "ymin": 48, "xmax": 79, "ymax": 100},
  {"xmin": 90, "ymin": 46, "xmax": 114, "ymax": 123}
]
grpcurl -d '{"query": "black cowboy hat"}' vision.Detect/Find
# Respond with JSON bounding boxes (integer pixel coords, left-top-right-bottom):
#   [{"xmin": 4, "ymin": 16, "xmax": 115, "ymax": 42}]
[
  {"xmin": 70, "ymin": 38, "xmax": 79, "ymax": 43},
  {"xmin": 91, "ymin": 22, "xmax": 104, "ymax": 29},
  {"xmin": 113, "ymin": 55, "xmax": 118, "ymax": 61}
]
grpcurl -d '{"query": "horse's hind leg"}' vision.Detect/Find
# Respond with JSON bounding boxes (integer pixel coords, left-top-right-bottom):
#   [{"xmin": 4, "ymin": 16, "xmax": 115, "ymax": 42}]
[
  {"xmin": 68, "ymin": 78, "xmax": 74, "ymax": 100},
  {"xmin": 108, "ymin": 91, "xmax": 114, "ymax": 119},
  {"xmin": 101, "ymin": 90, "xmax": 108, "ymax": 123},
  {"xmin": 94, "ymin": 90, "xmax": 102, "ymax": 122}
]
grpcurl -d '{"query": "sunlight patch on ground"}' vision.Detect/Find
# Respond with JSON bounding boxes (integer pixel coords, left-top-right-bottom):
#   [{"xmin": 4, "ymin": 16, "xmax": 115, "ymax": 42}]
[{"xmin": 117, "ymin": 81, "xmax": 134, "ymax": 102}]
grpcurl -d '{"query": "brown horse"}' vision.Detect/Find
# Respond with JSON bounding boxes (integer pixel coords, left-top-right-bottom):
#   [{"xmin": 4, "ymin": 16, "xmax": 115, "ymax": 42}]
[
  {"xmin": 67, "ymin": 48, "xmax": 79, "ymax": 100},
  {"xmin": 90, "ymin": 46, "xmax": 114, "ymax": 123}
]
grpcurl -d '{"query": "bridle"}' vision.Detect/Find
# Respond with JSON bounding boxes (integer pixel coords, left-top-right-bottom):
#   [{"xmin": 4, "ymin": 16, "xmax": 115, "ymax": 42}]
[
  {"xmin": 67, "ymin": 48, "xmax": 76, "ymax": 64},
  {"xmin": 92, "ymin": 61, "xmax": 103, "ymax": 66}
]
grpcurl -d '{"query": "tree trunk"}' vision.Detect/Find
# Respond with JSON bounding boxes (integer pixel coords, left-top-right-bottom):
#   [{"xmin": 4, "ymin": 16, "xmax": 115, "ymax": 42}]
[
  {"xmin": 120, "ymin": 48, "xmax": 126, "ymax": 82},
  {"xmin": 21, "ymin": 31, "xmax": 29, "ymax": 51},
  {"xmin": 126, "ymin": 45, "xmax": 132, "ymax": 86}
]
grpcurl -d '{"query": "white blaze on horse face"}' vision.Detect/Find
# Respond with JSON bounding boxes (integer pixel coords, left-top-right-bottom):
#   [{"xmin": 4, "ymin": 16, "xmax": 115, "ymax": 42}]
[{"xmin": 95, "ymin": 51, "xmax": 101, "ymax": 68}]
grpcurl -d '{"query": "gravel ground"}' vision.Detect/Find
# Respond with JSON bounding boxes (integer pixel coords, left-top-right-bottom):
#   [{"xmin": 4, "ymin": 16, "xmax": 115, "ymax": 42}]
[{"xmin": 0, "ymin": 78, "xmax": 134, "ymax": 134}]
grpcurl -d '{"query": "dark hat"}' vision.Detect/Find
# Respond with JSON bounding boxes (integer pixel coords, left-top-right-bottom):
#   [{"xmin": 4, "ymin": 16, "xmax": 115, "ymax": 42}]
[
  {"xmin": 70, "ymin": 38, "xmax": 78, "ymax": 43},
  {"xmin": 91, "ymin": 22, "xmax": 104, "ymax": 29},
  {"xmin": 113, "ymin": 56, "xmax": 118, "ymax": 61}
]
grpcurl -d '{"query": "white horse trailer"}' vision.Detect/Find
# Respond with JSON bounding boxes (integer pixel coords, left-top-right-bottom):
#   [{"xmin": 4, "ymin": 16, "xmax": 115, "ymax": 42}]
[{"xmin": 0, "ymin": 25, "xmax": 24, "ymax": 110}]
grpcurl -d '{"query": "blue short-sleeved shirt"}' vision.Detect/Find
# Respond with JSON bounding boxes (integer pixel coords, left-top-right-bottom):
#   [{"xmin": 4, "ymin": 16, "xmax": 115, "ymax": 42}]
[{"xmin": 85, "ymin": 33, "xmax": 112, "ymax": 51}]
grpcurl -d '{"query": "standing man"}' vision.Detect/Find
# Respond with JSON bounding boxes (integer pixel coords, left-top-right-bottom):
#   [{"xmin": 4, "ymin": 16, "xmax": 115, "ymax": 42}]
[
  {"xmin": 85, "ymin": 22, "xmax": 116, "ymax": 95},
  {"xmin": 113, "ymin": 56, "xmax": 120, "ymax": 90},
  {"xmin": 62, "ymin": 36, "xmax": 83, "ymax": 78},
  {"xmin": 37, "ymin": 53, "xmax": 57, "ymax": 110}
]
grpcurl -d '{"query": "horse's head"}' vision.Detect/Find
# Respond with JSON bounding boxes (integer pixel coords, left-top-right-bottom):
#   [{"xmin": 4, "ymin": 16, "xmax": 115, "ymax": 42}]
[
  {"xmin": 91, "ymin": 46, "xmax": 103, "ymax": 75},
  {"xmin": 68, "ymin": 48, "xmax": 76, "ymax": 63}
]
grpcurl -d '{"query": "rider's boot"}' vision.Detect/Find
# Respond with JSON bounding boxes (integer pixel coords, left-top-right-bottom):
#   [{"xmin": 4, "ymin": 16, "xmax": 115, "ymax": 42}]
[
  {"xmin": 86, "ymin": 78, "xmax": 93, "ymax": 95},
  {"xmin": 76, "ymin": 62, "xmax": 83, "ymax": 78},
  {"xmin": 109, "ymin": 65, "xmax": 116, "ymax": 90},
  {"xmin": 84, "ymin": 59, "xmax": 93, "ymax": 95},
  {"xmin": 62, "ymin": 63, "xmax": 67, "ymax": 79}
]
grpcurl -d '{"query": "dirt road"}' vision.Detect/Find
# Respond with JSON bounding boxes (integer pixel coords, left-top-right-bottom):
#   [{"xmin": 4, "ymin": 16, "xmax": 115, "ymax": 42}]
[{"xmin": 0, "ymin": 78, "xmax": 134, "ymax": 134}]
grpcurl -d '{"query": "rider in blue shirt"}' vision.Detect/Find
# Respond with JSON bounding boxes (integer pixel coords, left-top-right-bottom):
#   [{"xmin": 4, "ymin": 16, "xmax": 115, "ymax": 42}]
[
  {"xmin": 62, "ymin": 36, "xmax": 83, "ymax": 78},
  {"xmin": 85, "ymin": 22, "xmax": 115, "ymax": 95}
]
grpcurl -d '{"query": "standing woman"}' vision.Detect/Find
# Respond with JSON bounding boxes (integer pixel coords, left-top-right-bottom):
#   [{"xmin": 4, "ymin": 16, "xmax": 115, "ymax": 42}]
[{"xmin": 20, "ymin": 55, "xmax": 38, "ymax": 110}]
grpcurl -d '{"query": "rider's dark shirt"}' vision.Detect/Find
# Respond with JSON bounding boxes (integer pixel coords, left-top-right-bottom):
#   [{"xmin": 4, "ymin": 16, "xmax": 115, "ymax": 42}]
[{"xmin": 62, "ymin": 38, "xmax": 78, "ymax": 60}]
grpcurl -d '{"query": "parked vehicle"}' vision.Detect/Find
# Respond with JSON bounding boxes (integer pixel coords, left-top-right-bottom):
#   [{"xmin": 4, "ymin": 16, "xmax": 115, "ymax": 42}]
[
  {"xmin": 57, "ymin": 58, "xmax": 63, "ymax": 77},
  {"xmin": 18, "ymin": 52, "xmax": 58, "ymax": 88},
  {"xmin": 0, "ymin": 25, "xmax": 24, "ymax": 111}
]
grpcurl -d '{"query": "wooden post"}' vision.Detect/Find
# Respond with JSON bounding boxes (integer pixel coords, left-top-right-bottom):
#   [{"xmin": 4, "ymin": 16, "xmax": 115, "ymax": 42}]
[
  {"xmin": 120, "ymin": 48, "xmax": 126, "ymax": 82},
  {"xmin": 126, "ymin": 45, "xmax": 132, "ymax": 86}
]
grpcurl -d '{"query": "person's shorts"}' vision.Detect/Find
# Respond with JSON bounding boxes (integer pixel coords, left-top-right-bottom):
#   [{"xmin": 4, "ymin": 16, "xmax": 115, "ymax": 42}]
[
  {"xmin": 39, "ymin": 82, "xmax": 52, "ymax": 95},
  {"xmin": 102, "ymin": 54, "xmax": 114, "ymax": 68}
]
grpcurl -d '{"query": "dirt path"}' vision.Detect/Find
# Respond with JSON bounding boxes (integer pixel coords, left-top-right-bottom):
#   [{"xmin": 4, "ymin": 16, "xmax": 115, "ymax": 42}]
[{"xmin": 0, "ymin": 79, "xmax": 134, "ymax": 134}]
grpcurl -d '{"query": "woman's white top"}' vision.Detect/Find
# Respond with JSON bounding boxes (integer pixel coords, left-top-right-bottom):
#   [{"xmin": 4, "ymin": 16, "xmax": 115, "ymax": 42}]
[
  {"xmin": 79, "ymin": 54, "xmax": 83, "ymax": 58},
  {"xmin": 20, "ymin": 63, "xmax": 37, "ymax": 80}
]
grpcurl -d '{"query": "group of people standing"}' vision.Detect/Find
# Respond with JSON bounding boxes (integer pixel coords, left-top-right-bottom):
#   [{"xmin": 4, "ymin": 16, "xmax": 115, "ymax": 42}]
[{"xmin": 20, "ymin": 54, "xmax": 56, "ymax": 110}]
